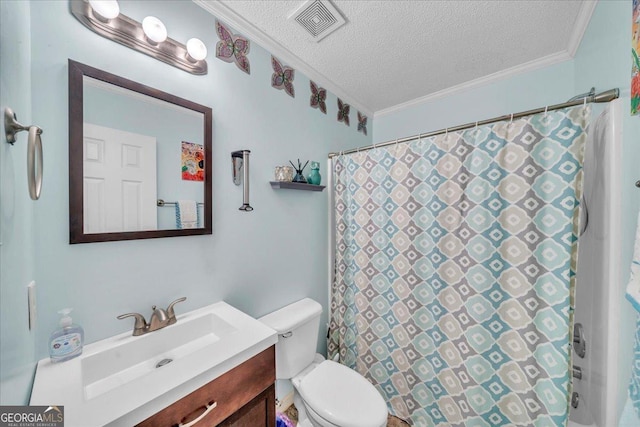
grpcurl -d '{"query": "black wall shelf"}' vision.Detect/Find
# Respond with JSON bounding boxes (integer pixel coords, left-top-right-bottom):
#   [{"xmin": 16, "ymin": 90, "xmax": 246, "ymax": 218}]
[{"xmin": 269, "ymin": 181, "xmax": 325, "ymax": 192}]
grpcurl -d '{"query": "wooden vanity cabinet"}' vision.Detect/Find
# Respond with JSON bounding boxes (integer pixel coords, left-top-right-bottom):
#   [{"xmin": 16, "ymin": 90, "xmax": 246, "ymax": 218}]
[{"xmin": 136, "ymin": 346, "xmax": 276, "ymax": 427}]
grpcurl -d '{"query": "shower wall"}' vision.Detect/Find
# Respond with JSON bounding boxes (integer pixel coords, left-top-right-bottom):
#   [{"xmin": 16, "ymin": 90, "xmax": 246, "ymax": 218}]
[{"xmin": 570, "ymin": 100, "xmax": 622, "ymax": 427}]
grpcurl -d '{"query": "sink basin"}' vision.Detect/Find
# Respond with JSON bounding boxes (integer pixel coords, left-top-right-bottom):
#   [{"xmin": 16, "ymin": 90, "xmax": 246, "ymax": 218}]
[
  {"xmin": 30, "ymin": 301, "xmax": 277, "ymax": 427},
  {"xmin": 82, "ymin": 311, "xmax": 237, "ymax": 399}
]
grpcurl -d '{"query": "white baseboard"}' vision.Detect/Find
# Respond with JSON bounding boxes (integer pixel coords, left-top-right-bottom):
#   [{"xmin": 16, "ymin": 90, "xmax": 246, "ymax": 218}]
[{"xmin": 276, "ymin": 390, "xmax": 294, "ymax": 412}]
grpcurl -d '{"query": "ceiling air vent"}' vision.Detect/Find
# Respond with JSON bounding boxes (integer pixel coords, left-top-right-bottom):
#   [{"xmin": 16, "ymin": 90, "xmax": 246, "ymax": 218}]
[{"xmin": 288, "ymin": 0, "xmax": 346, "ymax": 42}]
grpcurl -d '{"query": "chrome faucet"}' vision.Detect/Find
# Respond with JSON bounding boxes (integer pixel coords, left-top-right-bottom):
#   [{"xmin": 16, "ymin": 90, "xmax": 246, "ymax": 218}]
[{"xmin": 117, "ymin": 297, "xmax": 186, "ymax": 336}]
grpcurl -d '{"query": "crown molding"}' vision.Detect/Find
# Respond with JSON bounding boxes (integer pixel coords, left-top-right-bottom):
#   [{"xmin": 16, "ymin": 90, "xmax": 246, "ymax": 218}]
[
  {"xmin": 374, "ymin": 50, "xmax": 574, "ymax": 118},
  {"xmin": 193, "ymin": 0, "xmax": 374, "ymax": 117},
  {"xmin": 567, "ymin": 0, "xmax": 598, "ymax": 57}
]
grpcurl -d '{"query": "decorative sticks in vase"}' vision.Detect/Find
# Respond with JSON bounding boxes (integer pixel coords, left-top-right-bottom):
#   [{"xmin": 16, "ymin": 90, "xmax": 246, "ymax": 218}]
[{"xmin": 290, "ymin": 159, "xmax": 309, "ymax": 183}]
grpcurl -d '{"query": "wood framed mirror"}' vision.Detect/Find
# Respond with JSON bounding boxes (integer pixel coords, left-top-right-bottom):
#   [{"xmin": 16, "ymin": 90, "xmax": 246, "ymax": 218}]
[{"xmin": 68, "ymin": 59, "xmax": 212, "ymax": 243}]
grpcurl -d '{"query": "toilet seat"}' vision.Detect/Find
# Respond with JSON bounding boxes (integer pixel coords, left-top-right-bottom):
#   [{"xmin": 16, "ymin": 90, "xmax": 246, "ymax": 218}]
[{"xmin": 296, "ymin": 360, "xmax": 387, "ymax": 427}]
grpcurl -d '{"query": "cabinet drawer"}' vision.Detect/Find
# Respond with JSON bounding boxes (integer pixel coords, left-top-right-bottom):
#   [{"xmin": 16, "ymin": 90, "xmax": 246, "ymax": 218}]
[{"xmin": 136, "ymin": 346, "xmax": 275, "ymax": 427}]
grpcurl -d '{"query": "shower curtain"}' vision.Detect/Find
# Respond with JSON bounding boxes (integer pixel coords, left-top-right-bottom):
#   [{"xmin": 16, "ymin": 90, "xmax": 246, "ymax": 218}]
[{"xmin": 328, "ymin": 106, "xmax": 589, "ymax": 426}]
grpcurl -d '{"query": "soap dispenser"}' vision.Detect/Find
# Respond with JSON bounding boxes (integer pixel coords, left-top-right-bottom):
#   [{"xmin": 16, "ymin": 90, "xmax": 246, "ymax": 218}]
[{"xmin": 48, "ymin": 308, "xmax": 84, "ymax": 363}]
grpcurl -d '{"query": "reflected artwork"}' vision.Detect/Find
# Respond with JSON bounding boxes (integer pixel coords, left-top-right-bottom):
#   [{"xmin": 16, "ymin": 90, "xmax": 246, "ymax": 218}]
[{"xmin": 181, "ymin": 141, "xmax": 204, "ymax": 182}]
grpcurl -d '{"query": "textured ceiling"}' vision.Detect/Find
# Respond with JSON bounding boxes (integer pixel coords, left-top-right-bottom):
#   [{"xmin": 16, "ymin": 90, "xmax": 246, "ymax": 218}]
[{"xmin": 199, "ymin": 0, "xmax": 591, "ymax": 115}]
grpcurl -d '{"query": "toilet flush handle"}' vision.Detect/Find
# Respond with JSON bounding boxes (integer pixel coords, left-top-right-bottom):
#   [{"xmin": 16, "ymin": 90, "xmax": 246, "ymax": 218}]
[{"xmin": 280, "ymin": 331, "xmax": 293, "ymax": 338}]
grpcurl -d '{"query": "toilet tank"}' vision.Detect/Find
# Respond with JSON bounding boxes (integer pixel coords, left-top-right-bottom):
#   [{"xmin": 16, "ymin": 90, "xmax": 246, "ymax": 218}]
[{"xmin": 259, "ymin": 298, "xmax": 322, "ymax": 379}]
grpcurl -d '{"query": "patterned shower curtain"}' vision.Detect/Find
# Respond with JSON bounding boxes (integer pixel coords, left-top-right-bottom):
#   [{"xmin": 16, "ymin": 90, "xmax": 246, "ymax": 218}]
[{"xmin": 328, "ymin": 106, "xmax": 589, "ymax": 426}]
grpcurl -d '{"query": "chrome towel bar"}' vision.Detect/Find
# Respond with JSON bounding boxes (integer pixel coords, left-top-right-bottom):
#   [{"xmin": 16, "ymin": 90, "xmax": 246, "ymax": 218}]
[
  {"xmin": 4, "ymin": 108, "xmax": 43, "ymax": 200},
  {"xmin": 157, "ymin": 199, "xmax": 204, "ymax": 207}
]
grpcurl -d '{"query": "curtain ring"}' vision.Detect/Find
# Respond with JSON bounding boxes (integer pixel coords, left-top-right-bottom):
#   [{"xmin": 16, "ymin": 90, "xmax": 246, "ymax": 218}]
[{"xmin": 544, "ymin": 105, "xmax": 548, "ymax": 117}]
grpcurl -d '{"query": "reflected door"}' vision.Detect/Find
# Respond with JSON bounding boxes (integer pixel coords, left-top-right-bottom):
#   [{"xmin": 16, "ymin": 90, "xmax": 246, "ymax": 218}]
[{"xmin": 83, "ymin": 123, "xmax": 157, "ymax": 233}]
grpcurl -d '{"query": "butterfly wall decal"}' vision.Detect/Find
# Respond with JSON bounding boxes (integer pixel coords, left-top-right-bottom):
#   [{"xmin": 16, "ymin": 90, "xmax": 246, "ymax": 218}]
[
  {"xmin": 310, "ymin": 81, "xmax": 327, "ymax": 114},
  {"xmin": 271, "ymin": 56, "xmax": 295, "ymax": 98},
  {"xmin": 337, "ymin": 99, "xmax": 350, "ymax": 126},
  {"xmin": 215, "ymin": 20, "xmax": 250, "ymax": 74},
  {"xmin": 357, "ymin": 112, "xmax": 368, "ymax": 135}
]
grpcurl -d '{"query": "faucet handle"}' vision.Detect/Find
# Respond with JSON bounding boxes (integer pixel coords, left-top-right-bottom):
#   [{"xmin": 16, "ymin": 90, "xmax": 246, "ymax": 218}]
[
  {"xmin": 117, "ymin": 312, "xmax": 148, "ymax": 336},
  {"xmin": 166, "ymin": 297, "xmax": 187, "ymax": 325}
]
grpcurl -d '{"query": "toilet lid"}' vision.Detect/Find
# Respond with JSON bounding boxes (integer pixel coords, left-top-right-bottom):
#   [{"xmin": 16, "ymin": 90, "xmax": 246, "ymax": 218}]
[{"xmin": 298, "ymin": 360, "xmax": 387, "ymax": 427}]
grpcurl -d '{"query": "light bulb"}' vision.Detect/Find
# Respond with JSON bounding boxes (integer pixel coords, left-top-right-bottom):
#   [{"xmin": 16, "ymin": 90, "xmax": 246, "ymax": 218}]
[
  {"xmin": 186, "ymin": 38, "xmax": 207, "ymax": 61},
  {"xmin": 142, "ymin": 16, "xmax": 167, "ymax": 44},
  {"xmin": 88, "ymin": 0, "xmax": 120, "ymax": 21}
]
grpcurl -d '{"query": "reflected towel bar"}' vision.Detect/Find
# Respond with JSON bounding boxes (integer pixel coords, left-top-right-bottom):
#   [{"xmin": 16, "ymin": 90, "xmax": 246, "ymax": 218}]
[{"xmin": 157, "ymin": 199, "xmax": 204, "ymax": 207}]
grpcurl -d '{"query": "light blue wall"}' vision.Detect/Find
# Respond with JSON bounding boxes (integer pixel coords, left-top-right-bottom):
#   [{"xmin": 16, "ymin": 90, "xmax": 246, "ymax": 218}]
[
  {"xmin": 0, "ymin": 0, "xmax": 370, "ymax": 404},
  {"xmin": 0, "ymin": 0, "xmax": 37, "ymax": 405},
  {"xmin": 374, "ymin": 0, "xmax": 640, "ymax": 423}
]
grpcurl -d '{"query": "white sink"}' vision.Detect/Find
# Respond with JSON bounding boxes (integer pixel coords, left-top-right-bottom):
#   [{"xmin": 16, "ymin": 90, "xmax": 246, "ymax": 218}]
[
  {"xmin": 82, "ymin": 311, "xmax": 237, "ymax": 399},
  {"xmin": 30, "ymin": 301, "xmax": 277, "ymax": 427}
]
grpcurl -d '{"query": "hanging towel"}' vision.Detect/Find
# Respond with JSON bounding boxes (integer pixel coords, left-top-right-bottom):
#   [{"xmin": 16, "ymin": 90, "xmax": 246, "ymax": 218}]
[
  {"xmin": 175, "ymin": 200, "xmax": 198, "ymax": 229},
  {"xmin": 626, "ymin": 211, "xmax": 640, "ymax": 312}
]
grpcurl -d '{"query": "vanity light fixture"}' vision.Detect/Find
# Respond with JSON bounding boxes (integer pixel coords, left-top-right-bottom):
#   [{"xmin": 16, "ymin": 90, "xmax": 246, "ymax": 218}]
[
  {"xmin": 142, "ymin": 16, "xmax": 168, "ymax": 44},
  {"xmin": 70, "ymin": 0, "xmax": 207, "ymax": 75},
  {"xmin": 186, "ymin": 38, "xmax": 208, "ymax": 62},
  {"xmin": 87, "ymin": 0, "xmax": 119, "ymax": 22}
]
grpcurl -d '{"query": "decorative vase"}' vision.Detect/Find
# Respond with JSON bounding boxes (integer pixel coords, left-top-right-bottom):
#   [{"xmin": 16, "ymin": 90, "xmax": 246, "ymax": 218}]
[
  {"xmin": 293, "ymin": 172, "xmax": 307, "ymax": 183},
  {"xmin": 307, "ymin": 161, "xmax": 321, "ymax": 185},
  {"xmin": 291, "ymin": 159, "xmax": 309, "ymax": 183}
]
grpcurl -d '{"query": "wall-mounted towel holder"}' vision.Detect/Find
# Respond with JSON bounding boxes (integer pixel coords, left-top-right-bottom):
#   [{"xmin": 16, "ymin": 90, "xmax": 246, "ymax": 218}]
[
  {"xmin": 4, "ymin": 108, "xmax": 43, "ymax": 200},
  {"xmin": 231, "ymin": 150, "xmax": 253, "ymax": 211}
]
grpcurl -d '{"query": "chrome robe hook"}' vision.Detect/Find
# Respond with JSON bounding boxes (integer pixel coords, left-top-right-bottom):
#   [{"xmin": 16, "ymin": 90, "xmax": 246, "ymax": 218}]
[{"xmin": 4, "ymin": 108, "xmax": 43, "ymax": 200}]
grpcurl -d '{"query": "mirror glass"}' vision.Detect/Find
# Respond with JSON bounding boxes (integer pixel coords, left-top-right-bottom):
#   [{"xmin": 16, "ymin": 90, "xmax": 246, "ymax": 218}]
[{"xmin": 69, "ymin": 60, "xmax": 212, "ymax": 243}]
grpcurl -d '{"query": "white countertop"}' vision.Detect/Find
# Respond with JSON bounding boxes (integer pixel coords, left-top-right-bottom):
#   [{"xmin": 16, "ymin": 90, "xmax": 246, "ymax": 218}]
[{"xmin": 30, "ymin": 301, "xmax": 277, "ymax": 427}]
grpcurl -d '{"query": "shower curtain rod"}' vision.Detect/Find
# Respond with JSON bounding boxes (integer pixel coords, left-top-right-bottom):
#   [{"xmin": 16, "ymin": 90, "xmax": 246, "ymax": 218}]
[{"xmin": 328, "ymin": 88, "xmax": 620, "ymax": 158}]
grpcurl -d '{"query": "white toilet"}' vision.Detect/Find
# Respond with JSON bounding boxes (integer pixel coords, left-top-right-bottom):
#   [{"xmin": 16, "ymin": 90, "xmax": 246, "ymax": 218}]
[{"xmin": 259, "ymin": 298, "xmax": 388, "ymax": 427}]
